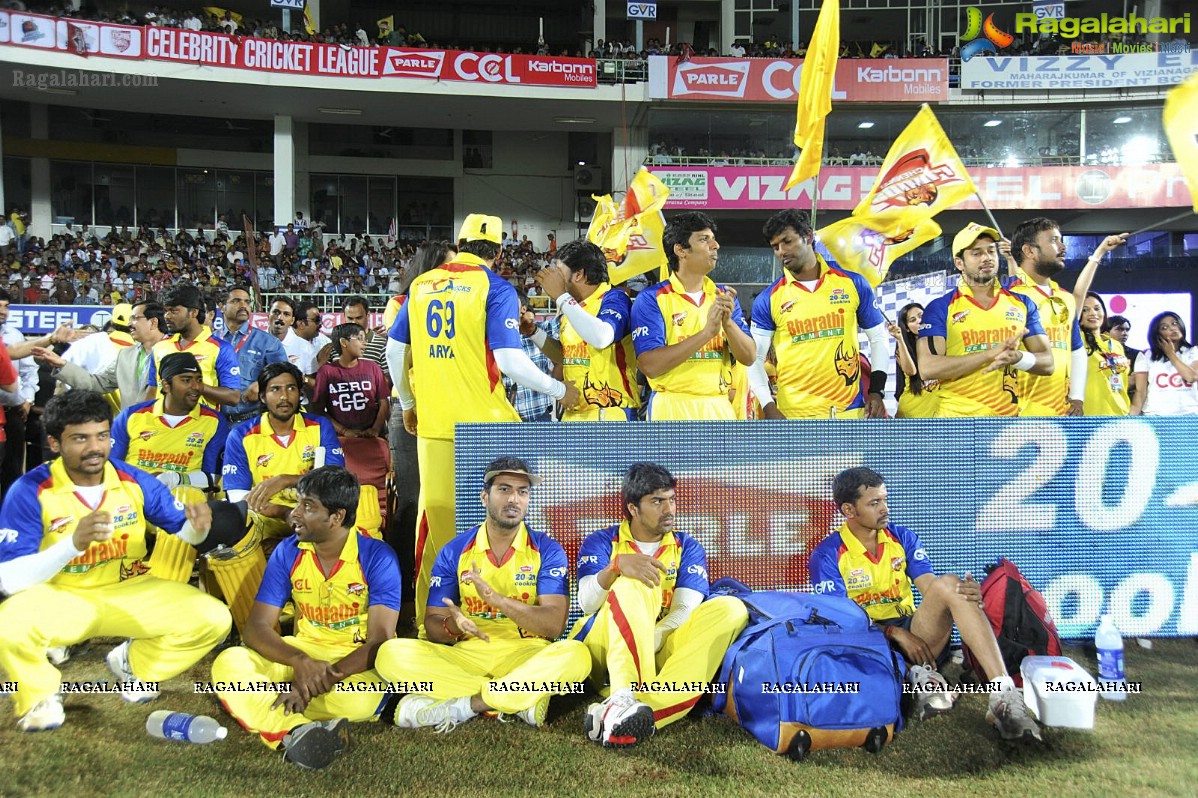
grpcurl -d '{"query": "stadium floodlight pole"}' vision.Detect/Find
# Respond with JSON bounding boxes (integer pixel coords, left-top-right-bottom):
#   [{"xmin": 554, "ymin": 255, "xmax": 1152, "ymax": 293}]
[{"xmin": 1128, "ymin": 209, "xmax": 1195, "ymax": 237}]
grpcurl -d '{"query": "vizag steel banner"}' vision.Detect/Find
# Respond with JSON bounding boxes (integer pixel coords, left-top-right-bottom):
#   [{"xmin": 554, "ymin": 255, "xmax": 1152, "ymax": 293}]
[
  {"xmin": 8, "ymin": 305, "xmax": 381, "ymax": 335},
  {"xmin": 0, "ymin": 11, "xmax": 597, "ymax": 87},
  {"xmin": 646, "ymin": 163, "xmax": 1195, "ymax": 210},
  {"xmin": 648, "ymin": 55, "xmax": 949, "ymax": 102},
  {"xmin": 455, "ymin": 420, "xmax": 1198, "ymax": 638},
  {"xmin": 961, "ymin": 50, "xmax": 1198, "ymax": 90}
]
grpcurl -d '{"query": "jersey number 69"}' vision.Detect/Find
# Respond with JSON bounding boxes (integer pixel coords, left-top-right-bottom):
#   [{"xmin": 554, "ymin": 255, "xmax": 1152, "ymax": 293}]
[{"xmin": 426, "ymin": 299, "xmax": 457, "ymax": 339}]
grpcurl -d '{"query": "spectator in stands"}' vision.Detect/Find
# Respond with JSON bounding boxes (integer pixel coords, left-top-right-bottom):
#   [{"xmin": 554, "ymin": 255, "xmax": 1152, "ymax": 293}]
[{"xmin": 1130, "ymin": 311, "xmax": 1198, "ymax": 416}]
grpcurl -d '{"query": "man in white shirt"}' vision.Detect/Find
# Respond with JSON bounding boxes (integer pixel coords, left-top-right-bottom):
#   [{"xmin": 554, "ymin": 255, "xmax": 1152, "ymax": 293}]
[
  {"xmin": 268, "ymin": 228, "xmax": 286, "ymax": 267},
  {"xmin": 0, "ymin": 288, "xmax": 36, "ymax": 490}
]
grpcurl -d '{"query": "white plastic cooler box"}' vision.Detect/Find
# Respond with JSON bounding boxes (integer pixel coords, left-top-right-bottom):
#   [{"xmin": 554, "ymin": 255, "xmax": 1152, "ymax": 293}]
[{"xmin": 1020, "ymin": 655, "xmax": 1098, "ymax": 730}]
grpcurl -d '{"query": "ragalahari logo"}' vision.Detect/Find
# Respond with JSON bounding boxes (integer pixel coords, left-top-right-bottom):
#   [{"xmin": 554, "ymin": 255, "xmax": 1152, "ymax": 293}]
[{"xmin": 959, "ymin": 7, "xmax": 1014, "ymax": 61}]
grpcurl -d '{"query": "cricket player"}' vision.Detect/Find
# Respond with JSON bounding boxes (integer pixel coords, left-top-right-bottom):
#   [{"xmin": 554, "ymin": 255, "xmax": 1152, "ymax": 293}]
[
  {"xmin": 145, "ymin": 284, "xmax": 241, "ymax": 409},
  {"xmin": 0, "ymin": 390, "xmax": 237, "ymax": 731},
  {"xmin": 212, "ymin": 466, "xmax": 401, "ymax": 769},
  {"xmin": 630, "ymin": 212, "xmax": 755, "ymax": 420},
  {"xmin": 385, "ymin": 214, "xmax": 581, "ymax": 629},
  {"xmin": 572, "ymin": 463, "xmax": 748, "ymax": 747},
  {"xmin": 531, "ymin": 240, "xmax": 641, "ymax": 421},
  {"xmin": 749, "ymin": 209, "xmax": 890, "ymax": 419},
  {"xmin": 375, "ymin": 457, "xmax": 590, "ymax": 730}
]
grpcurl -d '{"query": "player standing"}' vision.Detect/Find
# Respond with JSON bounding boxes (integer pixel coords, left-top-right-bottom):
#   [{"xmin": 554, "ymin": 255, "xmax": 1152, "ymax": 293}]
[
  {"xmin": 748, "ymin": 209, "xmax": 890, "ymax": 419},
  {"xmin": 145, "ymin": 284, "xmax": 241, "ymax": 409}
]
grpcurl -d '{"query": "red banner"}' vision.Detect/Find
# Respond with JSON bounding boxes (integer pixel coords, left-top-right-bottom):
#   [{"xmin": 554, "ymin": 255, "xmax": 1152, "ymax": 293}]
[
  {"xmin": 0, "ymin": 11, "xmax": 596, "ymax": 87},
  {"xmin": 647, "ymin": 163, "xmax": 1194, "ymax": 210},
  {"xmin": 648, "ymin": 55, "xmax": 948, "ymax": 102}
]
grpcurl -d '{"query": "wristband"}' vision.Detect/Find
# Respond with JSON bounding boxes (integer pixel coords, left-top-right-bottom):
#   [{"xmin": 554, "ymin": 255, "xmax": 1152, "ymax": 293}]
[
  {"xmin": 868, "ymin": 369, "xmax": 887, "ymax": 396},
  {"xmin": 1013, "ymin": 350, "xmax": 1038, "ymax": 372},
  {"xmin": 441, "ymin": 614, "xmax": 463, "ymax": 640}
]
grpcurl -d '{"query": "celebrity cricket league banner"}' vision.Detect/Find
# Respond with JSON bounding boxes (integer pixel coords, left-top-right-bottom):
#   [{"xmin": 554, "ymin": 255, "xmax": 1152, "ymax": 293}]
[
  {"xmin": 0, "ymin": 11, "xmax": 597, "ymax": 87},
  {"xmin": 647, "ymin": 163, "xmax": 1195, "ymax": 210},
  {"xmin": 456, "ymin": 420, "xmax": 1197, "ymax": 638},
  {"xmin": 648, "ymin": 55, "xmax": 949, "ymax": 102},
  {"xmin": 961, "ymin": 50, "xmax": 1198, "ymax": 90}
]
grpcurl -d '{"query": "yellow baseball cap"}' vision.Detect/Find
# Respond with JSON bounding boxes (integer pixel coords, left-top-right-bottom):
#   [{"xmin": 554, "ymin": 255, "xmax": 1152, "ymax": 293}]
[
  {"xmin": 112, "ymin": 303, "xmax": 134, "ymax": 326},
  {"xmin": 952, "ymin": 223, "xmax": 1000, "ymax": 257},
  {"xmin": 458, "ymin": 214, "xmax": 503, "ymax": 245}
]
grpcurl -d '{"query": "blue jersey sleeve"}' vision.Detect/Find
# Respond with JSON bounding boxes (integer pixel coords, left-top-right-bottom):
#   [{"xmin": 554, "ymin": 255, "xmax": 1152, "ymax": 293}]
[
  {"xmin": 597, "ymin": 290, "xmax": 632, "ymax": 340},
  {"xmin": 255, "ymin": 538, "xmax": 299, "ymax": 607},
  {"xmin": 722, "ymin": 286, "xmax": 751, "ymax": 336},
  {"xmin": 127, "ymin": 462, "xmax": 186, "ymax": 534},
  {"xmin": 751, "ymin": 282, "xmax": 778, "ymax": 332},
  {"xmin": 891, "ymin": 525, "xmax": 935, "ymax": 582},
  {"xmin": 202, "ymin": 410, "xmax": 230, "ymax": 476},
  {"xmin": 317, "ymin": 416, "xmax": 345, "ymax": 466},
  {"xmin": 808, "ymin": 535, "xmax": 848, "ymax": 597},
  {"xmin": 387, "ymin": 300, "xmax": 411, "ymax": 344},
  {"xmin": 674, "ymin": 533, "xmax": 710, "ymax": 596},
  {"xmin": 426, "ymin": 535, "xmax": 463, "ymax": 608},
  {"xmin": 1017, "ymin": 294, "xmax": 1047, "ymax": 338},
  {"xmin": 222, "ymin": 420, "xmax": 253, "ymax": 493},
  {"xmin": 361, "ymin": 537, "xmax": 403, "ymax": 610},
  {"xmin": 484, "ymin": 274, "xmax": 522, "ymax": 351},
  {"xmin": 110, "ymin": 405, "xmax": 135, "ymax": 462},
  {"xmin": 1070, "ymin": 313, "xmax": 1084, "ymax": 351},
  {"xmin": 145, "ymin": 352, "xmax": 158, "ymax": 387},
  {"xmin": 535, "ymin": 533, "xmax": 569, "ymax": 596},
  {"xmin": 214, "ymin": 339, "xmax": 241, "ymax": 391},
  {"xmin": 849, "ymin": 272, "xmax": 885, "ymax": 329},
  {"xmin": 919, "ymin": 292, "xmax": 951, "ymax": 340},
  {"xmin": 576, "ymin": 527, "xmax": 616, "ymax": 581},
  {"xmin": 0, "ymin": 473, "xmax": 47, "ymax": 561},
  {"xmin": 631, "ymin": 285, "xmax": 667, "ymax": 356}
]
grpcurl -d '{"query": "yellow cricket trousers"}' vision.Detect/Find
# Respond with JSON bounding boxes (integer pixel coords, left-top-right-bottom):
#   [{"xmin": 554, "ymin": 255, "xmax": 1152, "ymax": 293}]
[
  {"xmin": 570, "ymin": 577, "xmax": 747, "ymax": 729},
  {"xmin": 211, "ymin": 636, "xmax": 389, "ymax": 748},
  {"xmin": 414, "ymin": 435, "xmax": 455, "ymax": 631},
  {"xmin": 0, "ymin": 576, "xmax": 231, "ymax": 717},
  {"xmin": 375, "ymin": 636, "xmax": 591, "ymax": 714}
]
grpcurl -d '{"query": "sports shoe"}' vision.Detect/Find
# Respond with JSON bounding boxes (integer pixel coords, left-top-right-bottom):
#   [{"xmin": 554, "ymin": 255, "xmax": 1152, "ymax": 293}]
[
  {"xmin": 17, "ymin": 694, "xmax": 64, "ymax": 732},
  {"xmin": 515, "ymin": 694, "xmax": 550, "ymax": 728},
  {"xmin": 105, "ymin": 640, "xmax": 160, "ymax": 703},
  {"xmin": 583, "ymin": 689, "xmax": 655, "ymax": 748},
  {"xmin": 392, "ymin": 695, "xmax": 476, "ymax": 733},
  {"xmin": 282, "ymin": 718, "xmax": 350, "ymax": 769},
  {"xmin": 46, "ymin": 646, "xmax": 72, "ymax": 666},
  {"xmin": 908, "ymin": 664, "xmax": 956, "ymax": 720},
  {"xmin": 987, "ymin": 685, "xmax": 1043, "ymax": 742}
]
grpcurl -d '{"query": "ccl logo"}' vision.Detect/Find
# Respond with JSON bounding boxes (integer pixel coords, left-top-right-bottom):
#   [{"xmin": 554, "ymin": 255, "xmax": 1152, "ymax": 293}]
[
  {"xmin": 453, "ymin": 52, "xmax": 520, "ymax": 83},
  {"xmin": 627, "ymin": 2, "xmax": 657, "ymax": 20}
]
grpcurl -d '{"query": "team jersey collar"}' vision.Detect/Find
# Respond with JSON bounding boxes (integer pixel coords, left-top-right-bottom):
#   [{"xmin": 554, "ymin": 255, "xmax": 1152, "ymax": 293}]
[
  {"xmin": 109, "ymin": 330, "xmax": 135, "ymax": 347},
  {"xmin": 666, "ymin": 272, "xmax": 716, "ymax": 306},
  {"xmin": 837, "ymin": 522, "xmax": 888, "ymax": 564},
  {"xmin": 449, "ymin": 252, "xmax": 490, "ymax": 270},
  {"xmin": 954, "ymin": 277, "xmax": 1008, "ymax": 310},
  {"xmin": 1013, "ymin": 268, "xmax": 1059, "ymax": 297},
  {"xmin": 48, "ymin": 456, "xmax": 120, "ymax": 502},
  {"xmin": 297, "ymin": 528, "xmax": 360, "ymax": 578},
  {"xmin": 170, "ymin": 324, "xmax": 214, "ymax": 347},
  {"xmin": 616, "ymin": 518, "xmax": 678, "ymax": 551},
  {"xmin": 581, "ymin": 282, "xmax": 612, "ymax": 310},
  {"xmin": 477, "ymin": 520, "xmax": 530, "ymax": 552},
  {"xmin": 786, "ymin": 253, "xmax": 832, "ymax": 290},
  {"xmin": 152, "ymin": 395, "xmax": 202, "ymax": 422}
]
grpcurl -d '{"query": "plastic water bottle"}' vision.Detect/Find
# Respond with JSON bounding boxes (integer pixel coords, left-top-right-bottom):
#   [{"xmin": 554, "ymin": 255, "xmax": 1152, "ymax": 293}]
[
  {"xmin": 146, "ymin": 710, "xmax": 228, "ymax": 743},
  {"xmin": 1095, "ymin": 614, "xmax": 1126, "ymax": 701}
]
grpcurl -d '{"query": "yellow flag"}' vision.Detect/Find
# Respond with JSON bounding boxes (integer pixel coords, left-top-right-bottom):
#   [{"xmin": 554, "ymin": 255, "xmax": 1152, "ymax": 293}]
[
  {"xmin": 303, "ymin": 4, "xmax": 317, "ymax": 35},
  {"xmin": 377, "ymin": 15, "xmax": 394, "ymax": 39},
  {"xmin": 202, "ymin": 6, "xmax": 242, "ymax": 24},
  {"xmin": 817, "ymin": 216, "xmax": 941, "ymax": 287},
  {"xmin": 1164, "ymin": 71, "xmax": 1198, "ymax": 213},
  {"xmin": 854, "ymin": 104, "xmax": 978, "ymax": 225},
  {"xmin": 784, "ymin": 0, "xmax": 839, "ymax": 190},
  {"xmin": 586, "ymin": 169, "xmax": 671, "ymax": 285}
]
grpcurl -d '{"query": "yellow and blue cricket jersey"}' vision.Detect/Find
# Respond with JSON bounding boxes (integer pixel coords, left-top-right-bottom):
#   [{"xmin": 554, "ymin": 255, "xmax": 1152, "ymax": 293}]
[
  {"xmin": 427, "ymin": 521, "xmax": 569, "ymax": 640},
  {"xmin": 919, "ymin": 280, "xmax": 1046, "ymax": 417},
  {"xmin": 146, "ymin": 325, "xmax": 241, "ymax": 409},
  {"xmin": 630, "ymin": 272, "xmax": 749, "ymax": 397},
  {"xmin": 222, "ymin": 413, "xmax": 345, "ymax": 508},
  {"xmin": 381, "ymin": 294, "xmax": 406, "ymax": 333},
  {"xmin": 1005, "ymin": 273, "xmax": 1083, "ymax": 416},
  {"xmin": 1085, "ymin": 335, "xmax": 1132, "ymax": 416},
  {"xmin": 576, "ymin": 521, "xmax": 709, "ymax": 623},
  {"xmin": 750, "ymin": 256, "xmax": 885, "ymax": 418},
  {"xmin": 387, "ymin": 254, "xmax": 521, "ymax": 440},
  {"xmin": 560, "ymin": 284, "xmax": 640, "ymax": 416},
  {"xmin": 110, "ymin": 397, "xmax": 229, "ymax": 477},
  {"xmin": 0, "ymin": 457, "xmax": 189, "ymax": 588},
  {"xmin": 255, "ymin": 530, "xmax": 402, "ymax": 652},
  {"xmin": 808, "ymin": 523, "xmax": 935, "ymax": 622}
]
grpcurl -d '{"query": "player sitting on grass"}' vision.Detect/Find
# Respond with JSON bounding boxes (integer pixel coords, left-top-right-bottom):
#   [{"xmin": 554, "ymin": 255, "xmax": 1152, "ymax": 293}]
[{"xmin": 809, "ymin": 466, "xmax": 1042, "ymax": 742}]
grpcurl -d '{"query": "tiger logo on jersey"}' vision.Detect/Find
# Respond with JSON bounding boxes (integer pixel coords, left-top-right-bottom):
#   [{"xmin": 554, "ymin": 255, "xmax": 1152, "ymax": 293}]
[
  {"xmin": 834, "ymin": 341, "xmax": 860, "ymax": 386},
  {"xmin": 582, "ymin": 375, "xmax": 624, "ymax": 408},
  {"xmin": 1002, "ymin": 365, "xmax": 1019, "ymax": 405},
  {"xmin": 120, "ymin": 559, "xmax": 150, "ymax": 581}
]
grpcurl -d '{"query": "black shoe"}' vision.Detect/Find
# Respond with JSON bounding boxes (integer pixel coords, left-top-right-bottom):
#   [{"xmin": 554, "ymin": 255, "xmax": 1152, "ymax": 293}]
[{"xmin": 282, "ymin": 718, "xmax": 350, "ymax": 769}]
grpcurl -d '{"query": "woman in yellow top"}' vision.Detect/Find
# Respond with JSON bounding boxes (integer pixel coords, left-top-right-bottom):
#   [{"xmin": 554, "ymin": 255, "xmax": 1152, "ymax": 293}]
[
  {"xmin": 1079, "ymin": 292, "xmax": 1131, "ymax": 415},
  {"xmin": 892, "ymin": 302, "xmax": 940, "ymax": 418}
]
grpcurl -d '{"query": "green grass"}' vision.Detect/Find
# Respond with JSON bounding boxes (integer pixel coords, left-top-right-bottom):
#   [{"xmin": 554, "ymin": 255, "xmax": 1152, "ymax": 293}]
[{"xmin": 4, "ymin": 639, "xmax": 1197, "ymax": 798}]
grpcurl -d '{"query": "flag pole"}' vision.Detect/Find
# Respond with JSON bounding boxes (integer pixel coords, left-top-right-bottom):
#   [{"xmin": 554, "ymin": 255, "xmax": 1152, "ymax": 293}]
[
  {"xmin": 973, "ymin": 190, "xmax": 1003, "ymax": 238},
  {"xmin": 1128, "ymin": 209, "xmax": 1195, "ymax": 237}
]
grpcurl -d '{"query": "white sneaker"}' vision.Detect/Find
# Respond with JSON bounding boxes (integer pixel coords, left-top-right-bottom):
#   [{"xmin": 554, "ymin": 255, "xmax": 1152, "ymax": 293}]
[
  {"xmin": 987, "ymin": 685, "xmax": 1043, "ymax": 742},
  {"xmin": 584, "ymin": 689, "xmax": 655, "ymax": 748},
  {"xmin": 908, "ymin": 664, "xmax": 956, "ymax": 720},
  {"xmin": 516, "ymin": 695, "xmax": 550, "ymax": 728},
  {"xmin": 18, "ymin": 694, "xmax": 65, "ymax": 732},
  {"xmin": 46, "ymin": 646, "xmax": 72, "ymax": 666},
  {"xmin": 105, "ymin": 641, "xmax": 160, "ymax": 703},
  {"xmin": 392, "ymin": 695, "xmax": 475, "ymax": 733}
]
